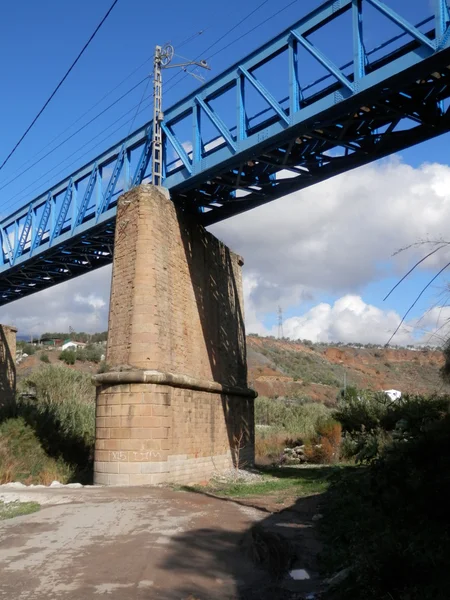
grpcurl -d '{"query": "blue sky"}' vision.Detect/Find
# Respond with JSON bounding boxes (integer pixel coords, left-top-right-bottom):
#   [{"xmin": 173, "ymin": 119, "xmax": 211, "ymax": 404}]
[{"xmin": 1, "ymin": 0, "xmax": 450, "ymax": 345}]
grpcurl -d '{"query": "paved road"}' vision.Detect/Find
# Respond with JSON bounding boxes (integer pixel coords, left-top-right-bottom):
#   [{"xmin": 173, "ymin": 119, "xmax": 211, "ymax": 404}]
[{"xmin": 0, "ymin": 486, "xmax": 270, "ymax": 600}]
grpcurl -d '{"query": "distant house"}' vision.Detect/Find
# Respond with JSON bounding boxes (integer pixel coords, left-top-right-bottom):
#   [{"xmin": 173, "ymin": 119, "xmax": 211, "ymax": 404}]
[
  {"xmin": 384, "ymin": 389, "xmax": 402, "ymax": 401},
  {"xmin": 40, "ymin": 337, "xmax": 63, "ymax": 347},
  {"xmin": 61, "ymin": 341, "xmax": 87, "ymax": 351}
]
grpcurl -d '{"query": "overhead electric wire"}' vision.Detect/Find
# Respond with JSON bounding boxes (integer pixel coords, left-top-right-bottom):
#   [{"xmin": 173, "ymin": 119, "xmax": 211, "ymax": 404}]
[
  {"xmin": 193, "ymin": 0, "xmax": 270, "ymax": 62},
  {"xmin": 1, "ymin": 1, "xmax": 295, "ymax": 215},
  {"xmin": 0, "ymin": 76, "xmax": 149, "ymax": 194},
  {"xmin": 206, "ymin": 0, "xmax": 299, "ymax": 61},
  {"xmin": 163, "ymin": 0, "xmax": 298, "ymax": 98},
  {"xmin": 0, "ymin": 28, "xmax": 207, "ymax": 187},
  {"xmin": 161, "ymin": 0, "xmax": 271, "ymax": 95},
  {"xmin": 0, "ymin": 0, "xmax": 120, "ymax": 173},
  {"xmin": 7, "ymin": 95, "xmax": 153, "ymax": 208},
  {"xmin": 125, "ymin": 77, "xmax": 153, "ymax": 142},
  {"xmin": 0, "ymin": 58, "xmax": 153, "ymax": 184},
  {"xmin": 0, "ymin": 29, "xmax": 207, "ymax": 211},
  {"xmin": 9, "ymin": 98, "xmax": 154, "ymax": 209}
]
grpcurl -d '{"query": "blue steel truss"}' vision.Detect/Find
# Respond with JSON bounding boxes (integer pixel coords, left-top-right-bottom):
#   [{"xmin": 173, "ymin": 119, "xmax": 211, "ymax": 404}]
[{"xmin": 1, "ymin": 0, "xmax": 450, "ymax": 306}]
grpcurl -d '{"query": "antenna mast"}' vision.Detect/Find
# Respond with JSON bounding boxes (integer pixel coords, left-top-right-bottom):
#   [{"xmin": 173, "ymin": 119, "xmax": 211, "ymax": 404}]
[
  {"xmin": 277, "ymin": 306, "xmax": 284, "ymax": 339},
  {"xmin": 152, "ymin": 46, "xmax": 164, "ymax": 187},
  {"xmin": 151, "ymin": 44, "xmax": 210, "ymax": 186}
]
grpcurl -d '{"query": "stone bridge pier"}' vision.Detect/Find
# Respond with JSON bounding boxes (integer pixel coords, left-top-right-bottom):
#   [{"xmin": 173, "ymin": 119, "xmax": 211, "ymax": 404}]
[
  {"xmin": 0, "ymin": 324, "xmax": 17, "ymax": 410},
  {"xmin": 93, "ymin": 185, "xmax": 255, "ymax": 485}
]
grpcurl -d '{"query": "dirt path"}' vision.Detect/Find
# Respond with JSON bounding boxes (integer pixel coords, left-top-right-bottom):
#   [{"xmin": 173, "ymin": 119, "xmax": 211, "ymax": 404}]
[{"xmin": 0, "ymin": 486, "xmax": 324, "ymax": 599}]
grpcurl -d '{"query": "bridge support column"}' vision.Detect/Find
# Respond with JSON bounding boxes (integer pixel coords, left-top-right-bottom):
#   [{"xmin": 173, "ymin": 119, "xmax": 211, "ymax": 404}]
[
  {"xmin": 93, "ymin": 185, "xmax": 255, "ymax": 485},
  {"xmin": 0, "ymin": 324, "xmax": 17, "ymax": 410}
]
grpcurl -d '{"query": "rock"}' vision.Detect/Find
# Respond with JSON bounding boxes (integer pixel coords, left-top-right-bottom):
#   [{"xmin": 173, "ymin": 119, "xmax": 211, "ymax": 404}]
[
  {"xmin": 285, "ymin": 457, "xmax": 301, "ymax": 465},
  {"xmin": 289, "ymin": 568, "xmax": 310, "ymax": 580},
  {"xmin": 211, "ymin": 469, "xmax": 264, "ymax": 484},
  {"xmin": 2, "ymin": 482, "xmax": 26, "ymax": 489},
  {"xmin": 66, "ymin": 483, "xmax": 83, "ymax": 489},
  {"xmin": 50, "ymin": 481, "xmax": 63, "ymax": 488},
  {"xmin": 312, "ymin": 514, "xmax": 323, "ymax": 522}
]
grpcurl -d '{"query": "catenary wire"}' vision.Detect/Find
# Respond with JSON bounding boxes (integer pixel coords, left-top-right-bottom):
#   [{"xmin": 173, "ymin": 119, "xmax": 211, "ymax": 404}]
[
  {"xmin": 10, "ymin": 98, "xmax": 154, "ymax": 208},
  {"xmin": 1, "ymin": 1, "xmax": 293, "ymax": 213},
  {"xmin": 0, "ymin": 29, "xmax": 206, "ymax": 190},
  {"xmin": 8, "ymin": 96, "xmax": 153, "ymax": 207},
  {"xmin": 0, "ymin": 0, "xmax": 120, "ymax": 173},
  {"xmin": 163, "ymin": 0, "xmax": 298, "ymax": 99},
  {"xmin": 0, "ymin": 77, "xmax": 149, "ymax": 194}
]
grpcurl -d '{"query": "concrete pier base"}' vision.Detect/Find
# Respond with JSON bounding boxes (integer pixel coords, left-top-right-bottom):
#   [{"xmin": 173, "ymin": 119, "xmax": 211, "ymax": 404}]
[{"xmin": 94, "ymin": 185, "xmax": 255, "ymax": 485}]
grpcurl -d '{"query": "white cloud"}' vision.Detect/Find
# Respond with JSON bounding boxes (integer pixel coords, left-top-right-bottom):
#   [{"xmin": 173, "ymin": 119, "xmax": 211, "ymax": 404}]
[
  {"xmin": 74, "ymin": 293, "xmax": 106, "ymax": 311},
  {"xmin": 210, "ymin": 158, "xmax": 450, "ymax": 311},
  {"xmin": 245, "ymin": 292, "xmax": 450, "ymax": 347},
  {"xmin": 279, "ymin": 295, "xmax": 412, "ymax": 345},
  {"xmin": 1, "ymin": 266, "xmax": 111, "ymax": 336},
  {"xmin": 4, "ymin": 157, "xmax": 450, "ymax": 345}
]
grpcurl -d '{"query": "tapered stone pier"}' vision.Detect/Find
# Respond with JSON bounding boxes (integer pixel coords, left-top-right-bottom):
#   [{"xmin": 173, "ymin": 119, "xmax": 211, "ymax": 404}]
[{"xmin": 93, "ymin": 185, "xmax": 255, "ymax": 485}]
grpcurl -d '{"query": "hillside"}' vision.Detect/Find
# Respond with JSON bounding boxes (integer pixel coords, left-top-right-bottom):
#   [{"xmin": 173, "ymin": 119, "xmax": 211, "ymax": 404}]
[
  {"xmin": 16, "ymin": 337, "xmax": 448, "ymax": 405},
  {"xmin": 247, "ymin": 336, "xmax": 449, "ymax": 404}
]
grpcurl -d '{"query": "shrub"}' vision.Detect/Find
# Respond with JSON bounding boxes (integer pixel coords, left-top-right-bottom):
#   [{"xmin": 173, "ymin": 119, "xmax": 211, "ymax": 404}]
[
  {"xmin": 17, "ymin": 365, "xmax": 95, "ymax": 482},
  {"xmin": 0, "ymin": 418, "xmax": 73, "ymax": 485},
  {"xmin": 20, "ymin": 343, "xmax": 36, "ymax": 356},
  {"xmin": 84, "ymin": 344, "xmax": 102, "ymax": 363},
  {"xmin": 75, "ymin": 345, "xmax": 102, "ymax": 363},
  {"xmin": 321, "ymin": 412, "xmax": 450, "ymax": 599},
  {"xmin": 335, "ymin": 388, "xmax": 390, "ymax": 433},
  {"xmin": 255, "ymin": 396, "xmax": 333, "ymax": 438},
  {"xmin": 59, "ymin": 349, "xmax": 75, "ymax": 365},
  {"xmin": 18, "ymin": 365, "xmax": 95, "ymax": 442},
  {"xmin": 383, "ymin": 394, "xmax": 449, "ymax": 438},
  {"xmin": 40, "ymin": 353, "xmax": 50, "ymax": 363},
  {"xmin": 335, "ymin": 390, "xmax": 450, "ymax": 462},
  {"xmin": 75, "ymin": 348, "xmax": 86, "ymax": 362},
  {"xmin": 343, "ymin": 427, "xmax": 392, "ymax": 463},
  {"xmin": 255, "ymin": 397, "xmax": 337, "ymax": 465}
]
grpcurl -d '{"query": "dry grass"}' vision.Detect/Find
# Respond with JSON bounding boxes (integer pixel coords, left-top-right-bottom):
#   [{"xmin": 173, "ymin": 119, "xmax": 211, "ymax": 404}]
[
  {"xmin": 255, "ymin": 429, "xmax": 287, "ymax": 463},
  {"xmin": 304, "ymin": 421, "xmax": 342, "ymax": 464},
  {"xmin": 255, "ymin": 397, "xmax": 339, "ymax": 464}
]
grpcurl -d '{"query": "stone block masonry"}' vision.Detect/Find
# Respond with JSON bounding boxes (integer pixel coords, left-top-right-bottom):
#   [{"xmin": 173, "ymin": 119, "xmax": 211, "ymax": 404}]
[
  {"xmin": 0, "ymin": 325, "xmax": 17, "ymax": 409},
  {"xmin": 94, "ymin": 185, "xmax": 255, "ymax": 485}
]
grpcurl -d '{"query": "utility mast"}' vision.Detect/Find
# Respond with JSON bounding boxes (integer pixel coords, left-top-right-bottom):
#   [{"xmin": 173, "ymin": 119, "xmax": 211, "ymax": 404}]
[
  {"xmin": 152, "ymin": 44, "xmax": 210, "ymax": 186},
  {"xmin": 277, "ymin": 306, "xmax": 284, "ymax": 339}
]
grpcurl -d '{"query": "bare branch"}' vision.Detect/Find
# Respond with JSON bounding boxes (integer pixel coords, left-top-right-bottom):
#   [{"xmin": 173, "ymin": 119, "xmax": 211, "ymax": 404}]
[
  {"xmin": 383, "ymin": 244, "xmax": 447, "ymax": 301},
  {"xmin": 386, "ymin": 261, "xmax": 450, "ymax": 346}
]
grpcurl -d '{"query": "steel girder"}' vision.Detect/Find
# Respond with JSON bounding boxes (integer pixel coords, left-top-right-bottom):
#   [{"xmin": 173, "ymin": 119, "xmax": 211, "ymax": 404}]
[{"xmin": 1, "ymin": 0, "xmax": 450, "ymax": 305}]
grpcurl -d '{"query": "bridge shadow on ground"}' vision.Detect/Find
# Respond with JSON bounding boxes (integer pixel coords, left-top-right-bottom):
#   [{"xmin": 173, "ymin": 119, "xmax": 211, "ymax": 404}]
[{"xmin": 158, "ymin": 473, "xmax": 327, "ymax": 599}]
